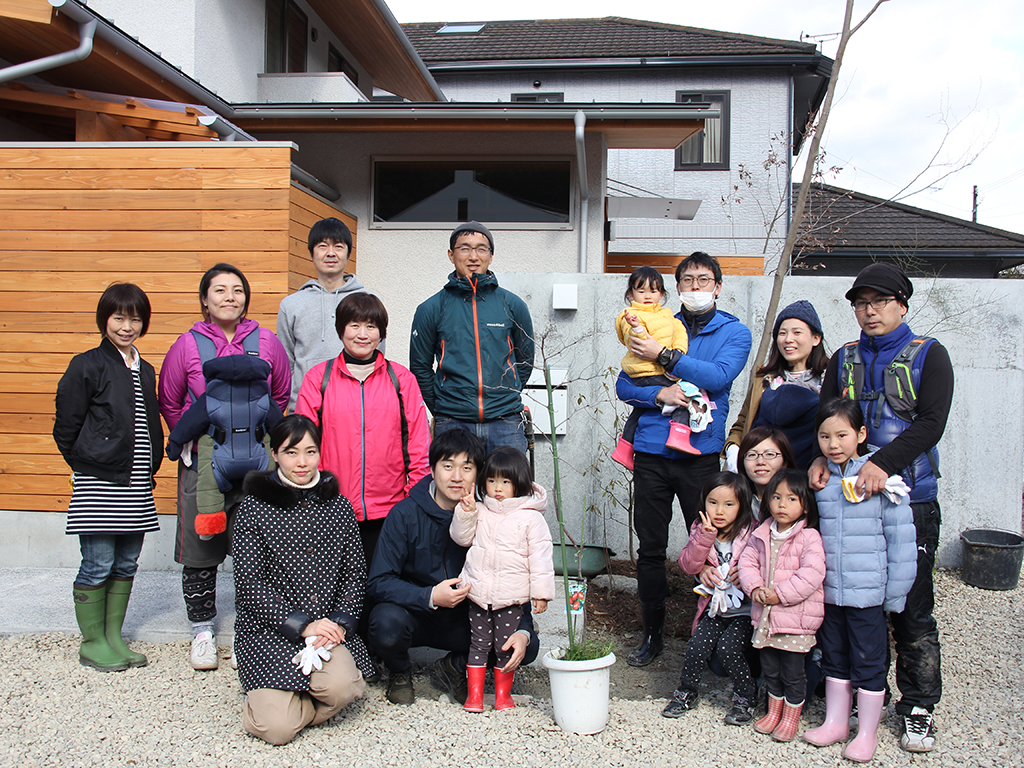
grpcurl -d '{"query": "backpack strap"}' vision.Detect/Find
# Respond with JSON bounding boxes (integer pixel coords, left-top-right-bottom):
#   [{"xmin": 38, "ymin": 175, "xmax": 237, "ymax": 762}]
[
  {"xmin": 242, "ymin": 328, "xmax": 261, "ymax": 357},
  {"xmin": 386, "ymin": 361, "xmax": 412, "ymax": 483},
  {"xmin": 317, "ymin": 359, "xmax": 333, "ymax": 426},
  {"xmin": 187, "ymin": 330, "xmax": 218, "ymax": 404}
]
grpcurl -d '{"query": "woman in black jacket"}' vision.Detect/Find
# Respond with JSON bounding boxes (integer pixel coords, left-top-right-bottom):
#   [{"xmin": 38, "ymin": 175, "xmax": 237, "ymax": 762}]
[
  {"xmin": 234, "ymin": 415, "xmax": 370, "ymax": 745},
  {"xmin": 53, "ymin": 283, "xmax": 163, "ymax": 672}
]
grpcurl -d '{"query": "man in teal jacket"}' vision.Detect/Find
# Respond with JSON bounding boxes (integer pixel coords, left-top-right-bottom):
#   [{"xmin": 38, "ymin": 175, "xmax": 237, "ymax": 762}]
[{"xmin": 410, "ymin": 222, "xmax": 535, "ymax": 454}]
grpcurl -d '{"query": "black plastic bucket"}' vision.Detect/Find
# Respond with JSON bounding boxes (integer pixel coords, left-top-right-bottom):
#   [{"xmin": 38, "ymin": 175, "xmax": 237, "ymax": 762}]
[{"xmin": 960, "ymin": 529, "xmax": 1024, "ymax": 590}]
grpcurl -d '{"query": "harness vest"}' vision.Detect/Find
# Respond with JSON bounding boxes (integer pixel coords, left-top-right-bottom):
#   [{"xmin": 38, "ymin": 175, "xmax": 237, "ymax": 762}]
[{"xmin": 840, "ymin": 334, "xmax": 939, "ymax": 502}]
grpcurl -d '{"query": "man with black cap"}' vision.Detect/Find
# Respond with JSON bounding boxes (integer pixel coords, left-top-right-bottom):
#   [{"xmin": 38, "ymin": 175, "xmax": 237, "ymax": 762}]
[
  {"xmin": 410, "ymin": 222, "xmax": 535, "ymax": 454},
  {"xmin": 810, "ymin": 261, "xmax": 952, "ymax": 753}
]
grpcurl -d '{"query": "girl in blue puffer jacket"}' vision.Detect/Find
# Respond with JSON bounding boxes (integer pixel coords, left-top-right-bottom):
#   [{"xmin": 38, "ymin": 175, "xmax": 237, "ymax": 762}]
[{"xmin": 804, "ymin": 398, "xmax": 916, "ymax": 762}]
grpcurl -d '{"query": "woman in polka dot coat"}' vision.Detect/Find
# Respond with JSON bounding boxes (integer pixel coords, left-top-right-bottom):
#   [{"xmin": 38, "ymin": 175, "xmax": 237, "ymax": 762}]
[{"xmin": 233, "ymin": 415, "xmax": 372, "ymax": 745}]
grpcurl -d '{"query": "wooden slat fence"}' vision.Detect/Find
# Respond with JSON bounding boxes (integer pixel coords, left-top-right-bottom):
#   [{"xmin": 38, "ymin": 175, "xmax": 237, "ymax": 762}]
[{"xmin": 0, "ymin": 142, "xmax": 355, "ymax": 515}]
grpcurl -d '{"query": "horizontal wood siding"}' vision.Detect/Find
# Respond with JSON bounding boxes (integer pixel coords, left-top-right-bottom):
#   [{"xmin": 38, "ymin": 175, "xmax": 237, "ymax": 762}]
[
  {"xmin": 0, "ymin": 144, "xmax": 294, "ymax": 514},
  {"xmin": 605, "ymin": 253, "xmax": 765, "ymax": 276},
  {"xmin": 288, "ymin": 183, "xmax": 357, "ymax": 292}
]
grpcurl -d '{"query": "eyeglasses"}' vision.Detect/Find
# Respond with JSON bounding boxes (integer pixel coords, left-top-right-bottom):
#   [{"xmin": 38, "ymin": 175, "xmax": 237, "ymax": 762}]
[
  {"xmin": 852, "ymin": 296, "xmax": 897, "ymax": 313},
  {"xmin": 453, "ymin": 245, "xmax": 492, "ymax": 256},
  {"xmin": 744, "ymin": 450, "xmax": 781, "ymax": 462},
  {"xmin": 679, "ymin": 275, "xmax": 715, "ymax": 288}
]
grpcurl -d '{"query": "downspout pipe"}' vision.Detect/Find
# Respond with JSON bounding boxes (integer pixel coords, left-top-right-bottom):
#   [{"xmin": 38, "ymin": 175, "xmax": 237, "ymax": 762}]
[
  {"xmin": 574, "ymin": 110, "xmax": 588, "ymax": 273},
  {"xmin": 0, "ymin": 1, "xmax": 96, "ymax": 84}
]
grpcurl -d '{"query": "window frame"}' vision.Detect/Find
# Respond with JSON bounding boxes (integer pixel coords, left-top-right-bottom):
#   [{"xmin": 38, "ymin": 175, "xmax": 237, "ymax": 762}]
[
  {"xmin": 369, "ymin": 155, "xmax": 576, "ymax": 231},
  {"xmin": 674, "ymin": 90, "xmax": 730, "ymax": 171},
  {"xmin": 265, "ymin": 0, "xmax": 308, "ymax": 74},
  {"xmin": 511, "ymin": 93, "xmax": 565, "ymax": 103}
]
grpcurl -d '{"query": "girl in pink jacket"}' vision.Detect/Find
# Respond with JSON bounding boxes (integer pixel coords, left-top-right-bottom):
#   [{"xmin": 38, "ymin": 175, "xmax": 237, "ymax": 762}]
[
  {"xmin": 450, "ymin": 447, "xmax": 555, "ymax": 713},
  {"xmin": 664, "ymin": 472, "xmax": 757, "ymax": 725},
  {"xmin": 738, "ymin": 469, "xmax": 825, "ymax": 743}
]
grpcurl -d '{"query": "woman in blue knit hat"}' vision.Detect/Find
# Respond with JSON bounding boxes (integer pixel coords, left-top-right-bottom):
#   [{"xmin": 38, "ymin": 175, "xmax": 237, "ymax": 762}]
[{"xmin": 724, "ymin": 301, "xmax": 829, "ymax": 471}]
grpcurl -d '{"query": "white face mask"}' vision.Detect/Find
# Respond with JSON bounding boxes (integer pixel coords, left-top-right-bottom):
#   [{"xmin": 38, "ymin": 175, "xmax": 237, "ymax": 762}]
[{"xmin": 679, "ymin": 290, "xmax": 716, "ymax": 313}]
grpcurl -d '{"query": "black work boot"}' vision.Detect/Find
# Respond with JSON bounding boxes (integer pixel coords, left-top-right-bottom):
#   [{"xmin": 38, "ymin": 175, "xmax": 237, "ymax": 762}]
[{"xmin": 626, "ymin": 602, "xmax": 665, "ymax": 667}]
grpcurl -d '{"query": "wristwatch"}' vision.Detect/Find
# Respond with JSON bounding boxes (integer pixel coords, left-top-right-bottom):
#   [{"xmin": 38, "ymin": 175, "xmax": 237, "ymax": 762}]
[{"xmin": 656, "ymin": 346, "xmax": 673, "ymax": 369}]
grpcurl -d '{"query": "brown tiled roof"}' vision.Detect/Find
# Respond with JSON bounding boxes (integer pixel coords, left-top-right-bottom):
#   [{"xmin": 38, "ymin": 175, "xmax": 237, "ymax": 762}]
[
  {"xmin": 403, "ymin": 17, "xmax": 816, "ymax": 63},
  {"xmin": 797, "ymin": 184, "xmax": 1024, "ymax": 252}
]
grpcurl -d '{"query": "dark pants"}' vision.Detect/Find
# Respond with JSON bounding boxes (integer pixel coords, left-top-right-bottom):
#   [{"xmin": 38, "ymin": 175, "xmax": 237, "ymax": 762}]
[
  {"xmin": 761, "ymin": 647, "xmax": 808, "ymax": 704},
  {"xmin": 468, "ymin": 603, "xmax": 524, "ymax": 668},
  {"xmin": 820, "ymin": 603, "xmax": 888, "ymax": 691},
  {"xmin": 677, "ymin": 612, "xmax": 755, "ymax": 701},
  {"xmin": 358, "ymin": 518, "xmax": 386, "ymax": 574},
  {"xmin": 890, "ymin": 500, "xmax": 942, "ymax": 715},
  {"xmin": 367, "ymin": 601, "xmax": 540, "ymax": 673},
  {"xmin": 434, "ymin": 413, "xmax": 527, "ymax": 456},
  {"xmin": 633, "ymin": 451, "xmax": 721, "ymax": 605}
]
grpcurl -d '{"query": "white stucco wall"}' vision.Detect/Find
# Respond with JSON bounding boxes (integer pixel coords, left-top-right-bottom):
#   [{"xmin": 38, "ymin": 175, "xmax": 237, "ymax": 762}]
[
  {"xmin": 88, "ymin": 0, "xmax": 371, "ymax": 103},
  {"xmin": 7, "ymin": 274, "xmax": 1019, "ymax": 570},
  {"xmin": 434, "ymin": 66, "xmax": 794, "ymax": 263},
  {"xmin": 273, "ymin": 128, "xmax": 608, "ymax": 367}
]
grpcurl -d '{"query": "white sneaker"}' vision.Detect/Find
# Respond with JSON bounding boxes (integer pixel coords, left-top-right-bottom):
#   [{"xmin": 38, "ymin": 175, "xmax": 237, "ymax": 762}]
[
  {"xmin": 190, "ymin": 631, "xmax": 218, "ymax": 670},
  {"xmin": 229, "ymin": 647, "xmax": 237, "ymax": 669},
  {"xmin": 900, "ymin": 706, "xmax": 937, "ymax": 752}
]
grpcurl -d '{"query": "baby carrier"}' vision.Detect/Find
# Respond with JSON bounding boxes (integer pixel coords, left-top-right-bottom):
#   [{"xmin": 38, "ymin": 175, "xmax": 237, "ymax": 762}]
[{"xmin": 167, "ymin": 329, "xmax": 283, "ymax": 491}]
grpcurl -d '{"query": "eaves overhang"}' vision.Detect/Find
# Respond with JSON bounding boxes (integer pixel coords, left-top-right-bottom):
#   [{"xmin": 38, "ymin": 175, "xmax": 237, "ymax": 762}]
[{"xmin": 230, "ymin": 102, "xmax": 718, "ymax": 149}]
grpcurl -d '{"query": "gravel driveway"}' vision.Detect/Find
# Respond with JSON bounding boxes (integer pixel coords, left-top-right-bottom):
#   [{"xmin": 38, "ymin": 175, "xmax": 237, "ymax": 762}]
[{"xmin": 1, "ymin": 570, "xmax": 1020, "ymax": 767}]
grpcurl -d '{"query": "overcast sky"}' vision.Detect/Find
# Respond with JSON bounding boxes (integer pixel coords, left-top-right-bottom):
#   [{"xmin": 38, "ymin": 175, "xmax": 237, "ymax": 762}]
[{"xmin": 386, "ymin": 0, "xmax": 1024, "ymax": 235}]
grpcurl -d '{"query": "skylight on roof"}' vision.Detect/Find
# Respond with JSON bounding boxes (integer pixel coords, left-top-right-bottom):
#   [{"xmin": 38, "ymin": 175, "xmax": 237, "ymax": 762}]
[{"xmin": 437, "ymin": 23, "xmax": 485, "ymax": 34}]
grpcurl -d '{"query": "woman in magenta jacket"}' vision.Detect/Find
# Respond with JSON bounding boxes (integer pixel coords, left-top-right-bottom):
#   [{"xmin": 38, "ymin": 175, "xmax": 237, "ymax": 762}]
[
  {"xmin": 296, "ymin": 293, "xmax": 430, "ymax": 567},
  {"xmin": 159, "ymin": 263, "xmax": 290, "ymax": 670}
]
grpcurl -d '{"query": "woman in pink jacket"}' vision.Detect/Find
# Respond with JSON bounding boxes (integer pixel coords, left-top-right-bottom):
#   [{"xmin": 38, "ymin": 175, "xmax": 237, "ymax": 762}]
[
  {"xmin": 159, "ymin": 263, "xmax": 291, "ymax": 671},
  {"xmin": 738, "ymin": 469, "xmax": 825, "ymax": 742},
  {"xmin": 295, "ymin": 293, "xmax": 430, "ymax": 567},
  {"xmin": 450, "ymin": 447, "xmax": 555, "ymax": 713}
]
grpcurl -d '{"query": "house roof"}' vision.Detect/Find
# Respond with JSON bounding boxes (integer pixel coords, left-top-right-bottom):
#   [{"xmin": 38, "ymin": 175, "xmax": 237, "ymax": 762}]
[
  {"xmin": 402, "ymin": 17, "xmax": 831, "ymax": 151},
  {"xmin": 797, "ymin": 184, "xmax": 1024, "ymax": 253},
  {"xmin": 403, "ymin": 17, "xmax": 820, "ymax": 64}
]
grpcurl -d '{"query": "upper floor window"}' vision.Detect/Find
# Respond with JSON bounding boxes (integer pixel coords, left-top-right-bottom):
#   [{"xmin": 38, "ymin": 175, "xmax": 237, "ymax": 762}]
[
  {"xmin": 328, "ymin": 44, "xmax": 358, "ymax": 85},
  {"xmin": 675, "ymin": 91, "xmax": 729, "ymax": 170},
  {"xmin": 266, "ymin": 0, "xmax": 307, "ymax": 74},
  {"xmin": 511, "ymin": 93, "xmax": 564, "ymax": 103}
]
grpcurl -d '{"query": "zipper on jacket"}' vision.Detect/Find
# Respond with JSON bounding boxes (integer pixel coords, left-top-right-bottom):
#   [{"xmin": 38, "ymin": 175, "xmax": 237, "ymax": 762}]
[
  {"xmin": 359, "ymin": 382, "xmax": 367, "ymax": 521},
  {"xmin": 471, "ymin": 279, "xmax": 484, "ymax": 421}
]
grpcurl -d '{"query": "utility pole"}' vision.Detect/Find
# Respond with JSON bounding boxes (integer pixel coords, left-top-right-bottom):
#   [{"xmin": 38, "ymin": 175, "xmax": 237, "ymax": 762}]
[{"xmin": 973, "ymin": 185, "xmax": 978, "ymax": 223}]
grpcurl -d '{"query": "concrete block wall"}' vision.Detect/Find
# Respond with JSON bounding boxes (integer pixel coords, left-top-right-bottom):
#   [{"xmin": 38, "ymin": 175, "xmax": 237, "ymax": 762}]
[{"xmin": 7, "ymin": 274, "xmax": 1020, "ymax": 571}]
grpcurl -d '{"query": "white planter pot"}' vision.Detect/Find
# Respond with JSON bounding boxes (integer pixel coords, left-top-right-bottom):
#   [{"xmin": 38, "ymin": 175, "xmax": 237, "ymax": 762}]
[{"xmin": 542, "ymin": 649, "xmax": 616, "ymax": 734}]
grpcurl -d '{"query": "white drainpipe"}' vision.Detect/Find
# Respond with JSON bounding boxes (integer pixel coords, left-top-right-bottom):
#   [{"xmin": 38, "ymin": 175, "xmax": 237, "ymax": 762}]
[
  {"xmin": 0, "ymin": 1, "xmax": 96, "ymax": 84},
  {"xmin": 574, "ymin": 110, "xmax": 588, "ymax": 273}
]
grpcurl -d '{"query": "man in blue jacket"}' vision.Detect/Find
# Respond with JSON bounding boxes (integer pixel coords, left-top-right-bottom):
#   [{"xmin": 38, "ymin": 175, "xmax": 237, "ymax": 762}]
[
  {"xmin": 617, "ymin": 252, "xmax": 752, "ymax": 669},
  {"xmin": 810, "ymin": 262, "xmax": 952, "ymax": 753},
  {"xmin": 366, "ymin": 428, "xmax": 539, "ymax": 705},
  {"xmin": 409, "ymin": 222, "xmax": 535, "ymax": 454}
]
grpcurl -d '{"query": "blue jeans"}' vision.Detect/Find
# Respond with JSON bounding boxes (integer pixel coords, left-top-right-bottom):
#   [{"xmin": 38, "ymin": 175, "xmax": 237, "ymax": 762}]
[
  {"xmin": 434, "ymin": 413, "xmax": 527, "ymax": 456},
  {"xmin": 75, "ymin": 534, "xmax": 145, "ymax": 588}
]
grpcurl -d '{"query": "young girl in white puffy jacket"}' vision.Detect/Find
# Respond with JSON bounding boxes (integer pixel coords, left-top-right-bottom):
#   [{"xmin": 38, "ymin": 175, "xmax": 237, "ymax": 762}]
[{"xmin": 450, "ymin": 447, "xmax": 555, "ymax": 713}]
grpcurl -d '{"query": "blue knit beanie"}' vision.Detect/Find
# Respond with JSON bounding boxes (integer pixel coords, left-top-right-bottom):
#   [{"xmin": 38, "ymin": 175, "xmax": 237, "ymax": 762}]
[{"xmin": 773, "ymin": 300, "xmax": 822, "ymax": 337}]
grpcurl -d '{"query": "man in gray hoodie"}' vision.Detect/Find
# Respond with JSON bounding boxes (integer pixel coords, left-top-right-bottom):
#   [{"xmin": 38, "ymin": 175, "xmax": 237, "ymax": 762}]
[{"xmin": 277, "ymin": 217, "xmax": 377, "ymax": 410}]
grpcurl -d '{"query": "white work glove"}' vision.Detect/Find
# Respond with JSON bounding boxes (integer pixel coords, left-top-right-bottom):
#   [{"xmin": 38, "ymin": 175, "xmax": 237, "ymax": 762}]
[
  {"xmin": 882, "ymin": 475, "xmax": 911, "ymax": 504},
  {"xmin": 725, "ymin": 444, "xmax": 739, "ymax": 474},
  {"xmin": 180, "ymin": 440, "xmax": 194, "ymax": 468},
  {"xmin": 292, "ymin": 636, "xmax": 334, "ymax": 675}
]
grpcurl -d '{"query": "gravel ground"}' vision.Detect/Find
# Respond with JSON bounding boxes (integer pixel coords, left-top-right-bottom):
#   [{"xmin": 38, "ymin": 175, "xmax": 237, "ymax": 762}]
[{"xmin": 1, "ymin": 570, "xmax": 1021, "ymax": 767}]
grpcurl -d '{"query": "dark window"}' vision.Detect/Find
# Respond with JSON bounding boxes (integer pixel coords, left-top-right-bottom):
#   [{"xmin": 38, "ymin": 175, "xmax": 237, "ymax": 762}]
[
  {"xmin": 511, "ymin": 93, "xmax": 565, "ymax": 103},
  {"xmin": 675, "ymin": 91, "xmax": 729, "ymax": 170},
  {"xmin": 266, "ymin": 0, "xmax": 307, "ymax": 74},
  {"xmin": 373, "ymin": 160, "xmax": 571, "ymax": 224},
  {"xmin": 327, "ymin": 43, "xmax": 358, "ymax": 85}
]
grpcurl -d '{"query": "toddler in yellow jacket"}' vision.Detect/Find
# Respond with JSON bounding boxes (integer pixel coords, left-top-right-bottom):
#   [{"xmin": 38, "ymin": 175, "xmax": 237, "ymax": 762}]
[{"xmin": 613, "ymin": 267, "xmax": 707, "ymax": 467}]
